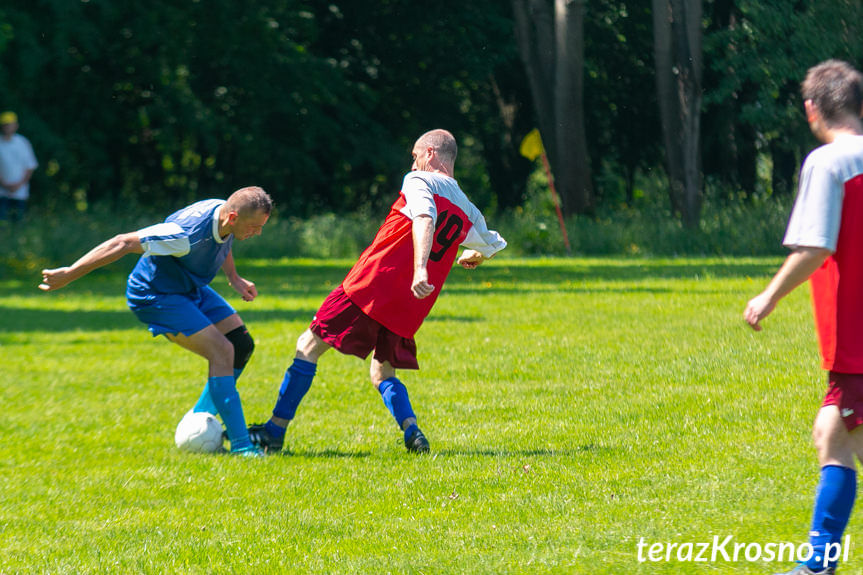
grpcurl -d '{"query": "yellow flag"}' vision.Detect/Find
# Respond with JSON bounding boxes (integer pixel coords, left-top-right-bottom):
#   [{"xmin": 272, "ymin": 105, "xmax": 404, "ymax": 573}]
[{"xmin": 519, "ymin": 128, "xmax": 544, "ymax": 161}]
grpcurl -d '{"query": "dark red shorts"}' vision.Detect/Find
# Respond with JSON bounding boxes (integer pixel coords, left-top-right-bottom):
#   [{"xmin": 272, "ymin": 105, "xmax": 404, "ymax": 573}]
[
  {"xmin": 310, "ymin": 286, "xmax": 419, "ymax": 370},
  {"xmin": 822, "ymin": 371, "xmax": 863, "ymax": 431}
]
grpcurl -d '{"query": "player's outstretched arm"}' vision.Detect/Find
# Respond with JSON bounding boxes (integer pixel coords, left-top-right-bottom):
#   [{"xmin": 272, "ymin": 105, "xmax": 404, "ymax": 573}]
[
  {"xmin": 222, "ymin": 250, "xmax": 257, "ymax": 302},
  {"xmin": 743, "ymin": 246, "xmax": 831, "ymax": 331},
  {"xmin": 39, "ymin": 232, "xmax": 143, "ymax": 291}
]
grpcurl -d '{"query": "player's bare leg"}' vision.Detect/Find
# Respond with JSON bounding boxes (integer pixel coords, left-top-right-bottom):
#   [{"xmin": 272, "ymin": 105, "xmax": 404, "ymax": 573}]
[
  {"xmin": 167, "ymin": 324, "xmax": 259, "ymax": 454},
  {"xmin": 166, "ymin": 324, "xmax": 234, "ymax": 377},
  {"xmin": 213, "ymin": 313, "xmax": 244, "ymax": 338},
  {"xmin": 776, "ymin": 405, "xmax": 861, "ymax": 574},
  {"xmin": 296, "ymin": 328, "xmax": 332, "ymax": 363},
  {"xmin": 812, "ymin": 405, "xmax": 863, "ymax": 468}
]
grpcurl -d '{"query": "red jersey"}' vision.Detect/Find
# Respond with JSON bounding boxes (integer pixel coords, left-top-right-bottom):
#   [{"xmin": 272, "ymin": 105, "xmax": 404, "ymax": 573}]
[
  {"xmin": 342, "ymin": 172, "xmax": 506, "ymax": 338},
  {"xmin": 783, "ymin": 135, "xmax": 863, "ymax": 372}
]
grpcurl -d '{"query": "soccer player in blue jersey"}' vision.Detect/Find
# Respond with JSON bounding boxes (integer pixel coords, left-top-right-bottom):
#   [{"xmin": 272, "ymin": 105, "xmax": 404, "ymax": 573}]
[{"xmin": 39, "ymin": 186, "xmax": 272, "ymax": 456}]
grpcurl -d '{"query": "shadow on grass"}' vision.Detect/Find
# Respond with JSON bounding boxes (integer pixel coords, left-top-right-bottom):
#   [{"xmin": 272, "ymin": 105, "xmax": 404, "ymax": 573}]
[
  {"xmin": 2, "ymin": 258, "xmax": 779, "ymax": 298},
  {"xmin": 275, "ymin": 444, "xmax": 620, "ymax": 459},
  {"xmin": 2, "ymin": 261, "xmax": 352, "ymax": 298},
  {"xmin": 435, "ymin": 444, "xmax": 617, "ymax": 458},
  {"xmin": 252, "ymin": 259, "xmax": 780, "ymax": 289},
  {"xmin": 1, "ymin": 306, "xmax": 138, "ymax": 333},
  {"xmin": 1, "ymin": 257, "xmax": 772, "ymax": 335},
  {"xmin": 442, "ymin": 284, "xmax": 676, "ymax": 295},
  {"xmin": 0, "ymin": 305, "xmax": 319, "ymax": 333},
  {"xmin": 282, "ymin": 449, "xmax": 371, "ymax": 459},
  {"xmin": 262, "ymin": 445, "xmax": 613, "ymax": 459},
  {"xmin": 0, "ymin": 303, "xmax": 480, "ymax": 334},
  {"xmin": 1, "ymin": 258, "xmax": 778, "ymax": 335},
  {"xmin": 442, "ymin": 260, "xmax": 778, "ymax": 295}
]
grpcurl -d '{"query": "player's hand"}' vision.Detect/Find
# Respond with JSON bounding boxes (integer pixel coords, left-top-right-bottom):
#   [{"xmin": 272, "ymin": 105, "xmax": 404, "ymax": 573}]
[
  {"xmin": 744, "ymin": 292, "xmax": 776, "ymax": 331},
  {"xmin": 39, "ymin": 267, "xmax": 73, "ymax": 291},
  {"xmin": 411, "ymin": 267, "xmax": 435, "ymax": 299},
  {"xmin": 229, "ymin": 276, "xmax": 258, "ymax": 302},
  {"xmin": 458, "ymin": 249, "xmax": 485, "ymax": 269}
]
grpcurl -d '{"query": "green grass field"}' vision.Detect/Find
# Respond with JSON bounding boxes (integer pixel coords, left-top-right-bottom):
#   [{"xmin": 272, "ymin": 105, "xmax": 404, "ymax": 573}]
[{"xmin": 0, "ymin": 256, "xmax": 850, "ymax": 574}]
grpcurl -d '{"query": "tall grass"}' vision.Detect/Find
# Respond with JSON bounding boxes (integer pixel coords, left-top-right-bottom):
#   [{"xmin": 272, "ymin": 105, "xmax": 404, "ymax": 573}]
[
  {"xmin": 496, "ymin": 194, "xmax": 791, "ymax": 257},
  {"xmin": 496, "ymin": 169, "xmax": 792, "ymax": 257}
]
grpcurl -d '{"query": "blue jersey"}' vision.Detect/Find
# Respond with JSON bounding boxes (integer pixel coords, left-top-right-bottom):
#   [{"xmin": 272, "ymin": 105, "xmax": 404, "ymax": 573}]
[{"xmin": 126, "ymin": 199, "xmax": 233, "ymax": 304}]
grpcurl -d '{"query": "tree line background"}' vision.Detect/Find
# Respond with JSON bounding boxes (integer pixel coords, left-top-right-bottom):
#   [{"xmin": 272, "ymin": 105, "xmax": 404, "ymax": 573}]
[{"xmin": 2, "ymin": 0, "xmax": 862, "ymax": 238}]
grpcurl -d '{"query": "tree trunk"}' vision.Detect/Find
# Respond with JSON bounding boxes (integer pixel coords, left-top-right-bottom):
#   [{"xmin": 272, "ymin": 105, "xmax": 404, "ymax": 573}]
[
  {"xmin": 513, "ymin": 0, "xmax": 594, "ymax": 215},
  {"xmin": 770, "ymin": 140, "xmax": 797, "ymax": 196},
  {"xmin": 513, "ymin": 0, "xmax": 557, "ymax": 167},
  {"xmin": 554, "ymin": 0, "xmax": 593, "ymax": 214},
  {"xmin": 652, "ymin": 0, "xmax": 703, "ymax": 227}
]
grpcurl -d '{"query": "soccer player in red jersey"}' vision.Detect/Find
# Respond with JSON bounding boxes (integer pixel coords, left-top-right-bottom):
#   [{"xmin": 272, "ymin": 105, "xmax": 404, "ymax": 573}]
[
  {"xmin": 745, "ymin": 60, "xmax": 863, "ymax": 575},
  {"xmin": 249, "ymin": 129, "xmax": 506, "ymax": 453}
]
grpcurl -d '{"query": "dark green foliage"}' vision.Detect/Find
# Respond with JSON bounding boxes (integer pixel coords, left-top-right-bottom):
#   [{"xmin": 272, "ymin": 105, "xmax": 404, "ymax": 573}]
[
  {"xmin": 497, "ymin": 167, "xmax": 791, "ymax": 257},
  {"xmin": 584, "ymin": 2, "xmax": 660, "ymax": 205},
  {"xmin": 1, "ymin": 1, "xmax": 861, "ymax": 240},
  {"xmin": 0, "ymin": 1, "xmax": 525, "ymax": 217},
  {"xmin": 703, "ymin": 0, "xmax": 863, "ymax": 198}
]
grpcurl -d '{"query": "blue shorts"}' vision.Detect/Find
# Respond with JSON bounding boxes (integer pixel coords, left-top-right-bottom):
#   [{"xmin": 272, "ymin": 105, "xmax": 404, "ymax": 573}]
[{"xmin": 128, "ymin": 286, "xmax": 236, "ymax": 337}]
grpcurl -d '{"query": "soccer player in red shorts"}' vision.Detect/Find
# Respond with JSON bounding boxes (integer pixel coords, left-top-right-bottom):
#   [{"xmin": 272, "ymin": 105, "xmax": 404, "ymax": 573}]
[
  {"xmin": 745, "ymin": 60, "xmax": 863, "ymax": 575},
  {"xmin": 249, "ymin": 129, "xmax": 506, "ymax": 453}
]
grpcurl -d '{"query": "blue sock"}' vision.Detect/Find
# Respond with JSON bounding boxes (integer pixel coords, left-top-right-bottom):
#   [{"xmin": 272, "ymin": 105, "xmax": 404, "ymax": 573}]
[
  {"xmin": 207, "ymin": 375, "xmax": 252, "ymax": 452},
  {"xmin": 192, "ymin": 368, "xmax": 245, "ymax": 415},
  {"xmin": 807, "ymin": 465, "xmax": 856, "ymax": 569},
  {"xmin": 270, "ymin": 359, "xmax": 317, "ymax": 436},
  {"xmin": 192, "ymin": 381, "xmax": 217, "ymax": 414},
  {"xmin": 378, "ymin": 378, "xmax": 417, "ymax": 434}
]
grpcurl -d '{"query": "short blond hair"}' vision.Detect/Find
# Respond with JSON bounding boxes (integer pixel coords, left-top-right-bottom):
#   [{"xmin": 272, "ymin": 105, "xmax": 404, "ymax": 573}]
[{"xmin": 225, "ymin": 186, "xmax": 273, "ymax": 216}]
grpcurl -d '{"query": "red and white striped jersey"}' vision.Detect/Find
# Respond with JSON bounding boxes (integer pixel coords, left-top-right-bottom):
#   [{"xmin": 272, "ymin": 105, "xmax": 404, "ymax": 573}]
[
  {"xmin": 342, "ymin": 171, "xmax": 506, "ymax": 338},
  {"xmin": 784, "ymin": 134, "xmax": 863, "ymax": 372}
]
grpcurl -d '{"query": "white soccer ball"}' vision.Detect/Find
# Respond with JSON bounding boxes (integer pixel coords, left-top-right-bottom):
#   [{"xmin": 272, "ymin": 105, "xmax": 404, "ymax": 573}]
[{"xmin": 174, "ymin": 411, "xmax": 224, "ymax": 453}]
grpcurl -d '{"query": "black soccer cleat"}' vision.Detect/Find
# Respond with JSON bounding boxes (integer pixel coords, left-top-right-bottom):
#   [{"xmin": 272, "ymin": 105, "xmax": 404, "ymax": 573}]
[
  {"xmin": 404, "ymin": 427, "xmax": 430, "ymax": 453},
  {"xmin": 247, "ymin": 423, "xmax": 284, "ymax": 453}
]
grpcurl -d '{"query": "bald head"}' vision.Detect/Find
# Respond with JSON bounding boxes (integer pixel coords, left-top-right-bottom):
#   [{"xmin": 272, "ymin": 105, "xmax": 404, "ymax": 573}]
[{"xmin": 415, "ymin": 129, "xmax": 458, "ymax": 166}]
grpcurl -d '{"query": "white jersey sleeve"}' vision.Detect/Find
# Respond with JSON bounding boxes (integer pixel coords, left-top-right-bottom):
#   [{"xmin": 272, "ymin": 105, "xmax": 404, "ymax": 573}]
[
  {"xmin": 401, "ymin": 173, "xmax": 437, "ymax": 221},
  {"xmin": 136, "ymin": 222, "xmax": 191, "ymax": 257},
  {"xmin": 461, "ymin": 212, "xmax": 507, "ymax": 258},
  {"xmin": 783, "ymin": 149, "xmax": 843, "ymax": 251}
]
